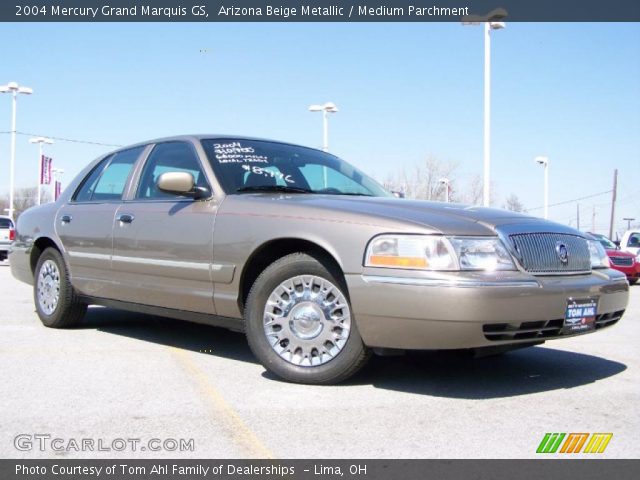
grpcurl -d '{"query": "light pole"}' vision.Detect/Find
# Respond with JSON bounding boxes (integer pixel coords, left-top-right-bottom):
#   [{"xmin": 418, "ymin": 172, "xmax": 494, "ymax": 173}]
[
  {"xmin": 29, "ymin": 137, "xmax": 54, "ymax": 205},
  {"xmin": 535, "ymin": 156, "xmax": 549, "ymax": 219},
  {"xmin": 0, "ymin": 82, "xmax": 33, "ymax": 219},
  {"xmin": 308, "ymin": 102, "xmax": 338, "ymax": 152},
  {"xmin": 438, "ymin": 178, "xmax": 450, "ymax": 203},
  {"xmin": 623, "ymin": 217, "xmax": 635, "ymax": 231},
  {"xmin": 309, "ymin": 102, "xmax": 338, "ymax": 188},
  {"xmin": 463, "ymin": 10, "xmax": 506, "ymax": 207},
  {"xmin": 51, "ymin": 168, "xmax": 64, "ymax": 202}
]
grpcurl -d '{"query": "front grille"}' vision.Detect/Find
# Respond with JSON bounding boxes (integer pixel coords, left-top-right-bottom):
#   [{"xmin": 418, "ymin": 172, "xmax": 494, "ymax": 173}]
[
  {"xmin": 509, "ymin": 233, "xmax": 591, "ymax": 274},
  {"xmin": 610, "ymin": 256, "xmax": 633, "ymax": 267},
  {"xmin": 482, "ymin": 310, "xmax": 624, "ymax": 341}
]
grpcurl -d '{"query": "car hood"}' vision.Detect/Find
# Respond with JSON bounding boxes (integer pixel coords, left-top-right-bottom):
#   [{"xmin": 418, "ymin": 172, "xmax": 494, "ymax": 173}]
[{"xmin": 228, "ymin": 194, "xmax": 578, "ymax": 237}]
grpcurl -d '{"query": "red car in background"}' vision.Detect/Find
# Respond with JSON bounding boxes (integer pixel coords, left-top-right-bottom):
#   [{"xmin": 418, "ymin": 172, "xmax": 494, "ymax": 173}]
[{"xmin": 588, "ymin": 232, "xmax": 639, "ymax": 285}]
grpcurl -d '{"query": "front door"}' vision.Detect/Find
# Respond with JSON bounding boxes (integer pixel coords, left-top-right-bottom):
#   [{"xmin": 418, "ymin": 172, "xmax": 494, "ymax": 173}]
[{"xmin": 111, "ymin": 141, "xmax": 217, "ymax": 314}]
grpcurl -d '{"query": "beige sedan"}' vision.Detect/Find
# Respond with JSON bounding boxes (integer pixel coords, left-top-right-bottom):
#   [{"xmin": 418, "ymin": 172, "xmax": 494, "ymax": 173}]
[{"xmin": 9, "ymin": 136, "xmax": 629, "ymax": 384}]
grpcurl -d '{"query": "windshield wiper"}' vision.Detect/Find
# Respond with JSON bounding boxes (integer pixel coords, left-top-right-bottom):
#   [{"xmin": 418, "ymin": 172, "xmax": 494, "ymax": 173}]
[{"xmin": 235, "ymin": 185, "xmax": 314, "ymax": 194}]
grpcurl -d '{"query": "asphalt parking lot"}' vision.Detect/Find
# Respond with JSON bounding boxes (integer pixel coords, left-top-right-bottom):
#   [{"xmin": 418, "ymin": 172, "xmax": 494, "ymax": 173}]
[{"xmin": 1, "ymin": 262, "xmax": 638, "ymax": 459}]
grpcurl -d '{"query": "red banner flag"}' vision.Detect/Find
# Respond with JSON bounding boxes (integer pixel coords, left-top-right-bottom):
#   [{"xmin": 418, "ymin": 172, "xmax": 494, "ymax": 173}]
[
  {"xmin": 40, "ymin": 155, "xmax": 52, "ymax": 185},
  {"xmin": 55, "ymin": 181, "xmax": 61, "ymax": 200}
]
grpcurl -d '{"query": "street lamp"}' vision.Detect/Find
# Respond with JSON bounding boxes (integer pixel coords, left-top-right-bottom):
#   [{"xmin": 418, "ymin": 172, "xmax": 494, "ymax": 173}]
[
  {"xmin": 308, "ymin": 102, "xmax": 338, "ymax": 152},
  {"xmin": 438, "ymin": 178, "xmax": 450, "ymax": 203},
  {"xmin": 51, "ymin": 168, "xmax": 64, "ymax": 202},
  {"xmin": 29, "ymin": 137, "xmax": 54, "ymax": 205},
  {"xmin": 623, "ymin": 217, "xmax": 635, "ymax": 231},
  {"xmin": 0, "ymin": 81, "xmax": 34, "ymax": 219},
  {"xmin": 309, "ymin": 102, "xmax": 338, "ymax": 188},
  {"xmin": 463, "ymin": 9, "xmax": 506, "ymax": 207},
  {"xmin": 535, "ymin": 156, "xmax": 549, "ymax": 219}
]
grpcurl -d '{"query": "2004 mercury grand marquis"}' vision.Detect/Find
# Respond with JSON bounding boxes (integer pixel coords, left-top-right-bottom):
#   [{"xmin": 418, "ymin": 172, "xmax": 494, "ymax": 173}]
[{"xmin": 10, "ymin": 136, "xmax": 629, "ymax": 384}]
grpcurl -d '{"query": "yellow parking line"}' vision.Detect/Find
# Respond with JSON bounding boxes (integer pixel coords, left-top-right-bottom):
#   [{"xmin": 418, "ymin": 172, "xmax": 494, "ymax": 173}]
[{"xmin": 169, "ymin": 347, "xmax": 274, "ymax": 459}]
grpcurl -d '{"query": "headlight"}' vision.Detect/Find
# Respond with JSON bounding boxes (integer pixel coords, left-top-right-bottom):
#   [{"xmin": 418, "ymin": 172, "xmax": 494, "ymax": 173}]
[
  {"xmin": 587, "ymin": 240, "xmax": 610, "ymax": 268},
  {"xmin": 364, "ymin": 235, "xmax": 516, "ymax": 271},
  {"xmin": 364, "ymin": 235, "xmax": 457, "ymax": 270},
  {"xmin": 448, "ymin": 237, "xmax": 516, "ymax": 271}
]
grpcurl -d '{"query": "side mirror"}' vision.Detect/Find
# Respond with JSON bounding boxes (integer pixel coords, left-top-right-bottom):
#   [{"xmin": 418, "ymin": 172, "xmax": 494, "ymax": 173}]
[
  {"xmin": 157, "ymin": 172, "xmax": 209, "ymax": 199},
  {"xmin": 391, "ymin": 191, "xmax": 405, "ymax": 199}
]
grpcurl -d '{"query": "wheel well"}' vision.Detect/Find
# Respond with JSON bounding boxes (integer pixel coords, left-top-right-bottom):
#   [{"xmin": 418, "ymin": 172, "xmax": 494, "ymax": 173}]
[
  {"xmin": 30, "ymin": 237, "xmax": 60, "ymax": 274},
  {"xmin": 239, "ymin": 238, "xmax": 344, "ymax": 312}
]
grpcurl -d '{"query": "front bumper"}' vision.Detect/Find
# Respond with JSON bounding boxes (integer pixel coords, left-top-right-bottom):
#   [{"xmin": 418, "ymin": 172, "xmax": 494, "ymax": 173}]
[
  {"xmin": 346, "ymin": 268, "xmax": 629, "ymax": 350},
  {"xmin": 609, "ymin": 263, "xmax": 640, "ymax": 281}
]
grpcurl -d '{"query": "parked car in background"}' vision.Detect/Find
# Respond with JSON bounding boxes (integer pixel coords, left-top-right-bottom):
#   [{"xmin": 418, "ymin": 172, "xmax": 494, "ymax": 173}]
[
  {"xmin": 8, "ymin": 135, "xmax": 630, "ymax": 384},
  {"xmin": 620, "ymin": 230, "xmax": 640, "ymax": 256},
  {"xmin": 588, "ymin": 232, "xmax": 639, "ymax": 285},
  {"xmin": 0, "ymin": 215, "xmax": 15, "ymax": 262}
]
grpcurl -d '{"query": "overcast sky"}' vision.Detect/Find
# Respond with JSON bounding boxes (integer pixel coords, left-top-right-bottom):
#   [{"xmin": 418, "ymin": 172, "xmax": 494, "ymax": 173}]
[{"xmin": 1, "ymin": 22, "xmax": 638, "ymax": 235}]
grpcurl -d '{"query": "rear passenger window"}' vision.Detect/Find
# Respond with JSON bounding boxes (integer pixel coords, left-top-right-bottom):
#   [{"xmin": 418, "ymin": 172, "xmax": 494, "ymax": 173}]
[
  {"xmin": 0, "ymin": 218, "xmax": 13, "ymax": 229},
  {"xmin": 73, "ymin": 147, "xmax": 143, "ymax": 202}
]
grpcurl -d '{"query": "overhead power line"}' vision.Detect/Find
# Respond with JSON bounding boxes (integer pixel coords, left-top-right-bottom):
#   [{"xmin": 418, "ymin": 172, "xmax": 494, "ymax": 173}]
[
  {"xmin": 527, "ymin": 190, "xmax": 612, "ymax": 212},
  {"xmin": 0, "ymin": 130, "xmax": 123, "ymax": 148}
]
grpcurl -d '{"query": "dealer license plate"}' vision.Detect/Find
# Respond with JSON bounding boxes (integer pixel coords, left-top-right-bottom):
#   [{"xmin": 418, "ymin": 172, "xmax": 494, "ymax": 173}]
[{"xmin": 562, "ymin": 299, "xmax": 597, "ymax": 334}]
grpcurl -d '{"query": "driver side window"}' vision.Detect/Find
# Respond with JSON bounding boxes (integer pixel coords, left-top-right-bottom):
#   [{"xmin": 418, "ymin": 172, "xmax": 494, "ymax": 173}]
[{"xmin": 136, "ymin": 142, "xmax": 208, "ymax": 200}]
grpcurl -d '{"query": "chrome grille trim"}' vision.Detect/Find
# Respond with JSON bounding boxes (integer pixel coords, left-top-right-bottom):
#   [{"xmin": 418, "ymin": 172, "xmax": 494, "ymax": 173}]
[
  {"xmin": 610, "ymin": 256, "xmax": 633, "ymax": 267},
  {"xmin": 508, "ymin": 233, "xmax": 591, "ymax": 274}
]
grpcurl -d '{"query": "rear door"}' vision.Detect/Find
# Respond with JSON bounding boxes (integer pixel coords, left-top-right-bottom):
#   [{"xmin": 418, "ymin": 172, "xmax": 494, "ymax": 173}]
[
  {"xmin": 56, "ymin": 146, "xmax": 145, "ymax": 297},
  {"xmin": 111, "ymin": 141, "xmax": 217, "ymax": 314}
]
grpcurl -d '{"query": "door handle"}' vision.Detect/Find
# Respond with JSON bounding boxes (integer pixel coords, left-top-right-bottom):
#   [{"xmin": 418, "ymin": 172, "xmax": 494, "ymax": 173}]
[
  {"xmin": 117, "ymin": 213, "xmax": 135, "ymax": 224},
  {"xmin": 60, "ymin": 215, "xmax": 72, "ymax": 224}
]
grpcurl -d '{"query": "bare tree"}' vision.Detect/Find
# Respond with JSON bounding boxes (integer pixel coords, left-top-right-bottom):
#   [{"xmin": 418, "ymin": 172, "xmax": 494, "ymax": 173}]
[
  {"xmin": 503, "ymin": 193, "xmax": 525, "ymax": 212},
  {"xmin": 459, "ymin": 174, "xmax": 482, "ymax": 205},
  {"xmin": 2, "ymin": 186, "xmax": 53, "ymax": 220},
  {"xmin": 384, "ymin": 155, "xmax": 458, "ymax": 201}
]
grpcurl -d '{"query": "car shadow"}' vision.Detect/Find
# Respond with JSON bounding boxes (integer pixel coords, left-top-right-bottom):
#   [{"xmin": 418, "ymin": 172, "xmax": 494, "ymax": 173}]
[
  {"xmin": 82, "ymin": 306, "xmax": 627, "ymax": 398},
  {"xmin": 82, "ymin": 306, "xmax": 257, "ymax": 365},
  {"xmin": 353, "ymin": 347, "xmax": 627, "ymax": 399}
]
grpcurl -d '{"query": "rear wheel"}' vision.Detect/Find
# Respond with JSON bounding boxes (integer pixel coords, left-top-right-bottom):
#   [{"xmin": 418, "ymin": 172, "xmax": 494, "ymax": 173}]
[
  {"xmin": 34, "ymin": 248, "xmax": 87, "ymax": 328},
  {"xmin": 629, "ymin": 278, "xmax": 638, "ymax": 285},
  {"xmin": 245, "ymin": 253, "xmax": 370, "ymax": 384}
]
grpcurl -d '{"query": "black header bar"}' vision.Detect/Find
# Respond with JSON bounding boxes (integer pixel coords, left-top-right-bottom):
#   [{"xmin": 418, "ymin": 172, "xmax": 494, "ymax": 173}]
[{"xmin": 3, "ymin": 0, "xmax": 640, "ymax": 22}]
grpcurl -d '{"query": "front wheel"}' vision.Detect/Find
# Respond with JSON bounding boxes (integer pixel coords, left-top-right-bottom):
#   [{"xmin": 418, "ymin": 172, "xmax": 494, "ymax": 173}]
[
  {"xmin": 244, "ymin": 253, "xmax": 370, "ymax": 384},
  {"xmin": 34, "ymin": 247, "xmax": 87, "ymax": 328}
]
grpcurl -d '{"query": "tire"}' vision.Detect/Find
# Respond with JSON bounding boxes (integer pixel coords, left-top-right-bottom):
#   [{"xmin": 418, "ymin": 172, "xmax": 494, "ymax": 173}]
[
  {"xmin": 629, "ymin": 278, "xmax": 638, "ymax": 285},
  {"xmin": 245, "ymin": 252, "xmax": 370, "ymax": 384},
  {"xmin": 34, "ymin": 247, "xmax": 87, "ymax": 328}
]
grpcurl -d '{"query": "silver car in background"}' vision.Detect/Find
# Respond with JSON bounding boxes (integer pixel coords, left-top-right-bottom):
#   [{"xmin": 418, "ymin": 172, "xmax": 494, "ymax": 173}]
[
  {"xmin": 0, "ymin": 215, "xmax": 15, "ymax": 262},
  {"xmin": 9, "ymin": 136, "xmax": 629, "ymax": 384}
]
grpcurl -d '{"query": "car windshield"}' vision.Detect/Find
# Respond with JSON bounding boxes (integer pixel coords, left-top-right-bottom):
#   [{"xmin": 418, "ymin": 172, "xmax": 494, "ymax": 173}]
[
  {"xmin": 593, "ymin": 234, "xmax": 617, "ymax": 249},
  {"xmin": 201, "ymin": 139, "xmax": 391, "ymax": 197}
]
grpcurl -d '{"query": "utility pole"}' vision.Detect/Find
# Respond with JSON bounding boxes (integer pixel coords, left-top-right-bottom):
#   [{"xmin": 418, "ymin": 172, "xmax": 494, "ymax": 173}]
[
  {"xmin": 577, "ymin": 203, "xmax": 580, "ymax": 230},
  {"xmin": 609, "ymin": 169, "xmax": 618, "ymax": 239}
]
